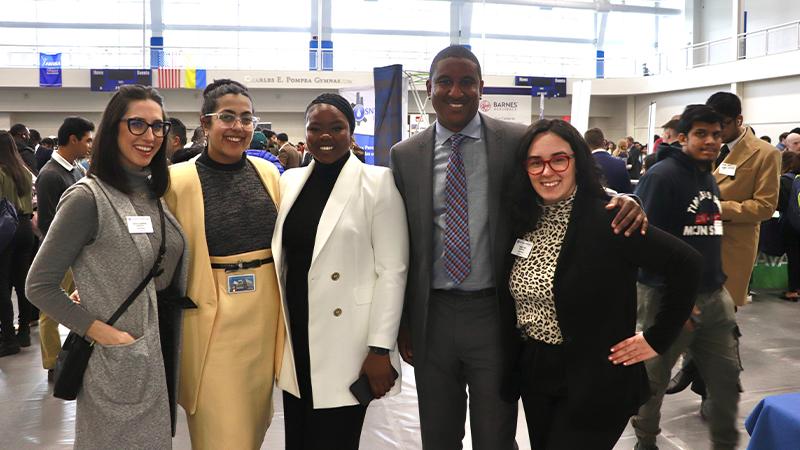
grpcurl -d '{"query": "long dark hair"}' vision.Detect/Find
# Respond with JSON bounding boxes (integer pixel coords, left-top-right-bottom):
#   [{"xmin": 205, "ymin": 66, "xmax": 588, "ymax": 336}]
[
  {"xmin": 88, "ymin": 85, "xmax": 170, "ymax": 197},
  {"xmin": 507, "ymin": 119, "xmax": 609, "ymax": 237},
  {"xmin": 0, "ymin": 131, "xmax": 32, "ymax": 197}
]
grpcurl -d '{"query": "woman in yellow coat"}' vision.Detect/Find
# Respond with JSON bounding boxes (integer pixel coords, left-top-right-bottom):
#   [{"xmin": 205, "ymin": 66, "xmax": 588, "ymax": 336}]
[{"xmin": 164, "ymin": 79, "xmax": 284, "ymax": 450}]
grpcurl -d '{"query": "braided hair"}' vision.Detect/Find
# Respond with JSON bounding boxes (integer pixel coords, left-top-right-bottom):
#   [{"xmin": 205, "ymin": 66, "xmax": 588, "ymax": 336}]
[{"xmin": 305, "ymin": 93, "xmax": 356, "ymax": 135}]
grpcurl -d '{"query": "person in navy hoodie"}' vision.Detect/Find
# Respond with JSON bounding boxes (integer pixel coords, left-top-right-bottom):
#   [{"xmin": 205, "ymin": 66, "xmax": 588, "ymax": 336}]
[
  {"xmin": 584, "ymin": 128, "xmax": 633, "ymax": 193},
  {"xmin": 631, "ymin": 104, "xmax": 741, "ymax": 450}
]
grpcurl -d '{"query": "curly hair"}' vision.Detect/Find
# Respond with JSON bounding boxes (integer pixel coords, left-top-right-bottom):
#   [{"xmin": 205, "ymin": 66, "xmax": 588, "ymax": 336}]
[{"xmin": 507, "ymin": 119, "xmax": 609, "ymax": 237}]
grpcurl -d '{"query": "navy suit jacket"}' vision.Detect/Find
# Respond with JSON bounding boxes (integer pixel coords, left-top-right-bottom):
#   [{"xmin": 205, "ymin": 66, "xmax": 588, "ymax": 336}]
[{"xmin": 593, "ymin": 150, "xmax": 633, "ymax": 194}]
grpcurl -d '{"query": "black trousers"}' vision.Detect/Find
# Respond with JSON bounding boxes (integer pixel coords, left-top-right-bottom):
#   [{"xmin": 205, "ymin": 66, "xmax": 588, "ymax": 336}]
[
  {"xmin": 283, "ymin": 391, "xmax": 368, "ymax": 450},
  {"xmin": 284, "ymin": 322, "xmax": 368, "ymax": 450},
  {"xmin": 519, "ymin": 338, "xmax": 629, "ymax": 450},
  {"xmin": 781, "ymin": 224, "xmax": 800, "ymax": 291},
  {"xmin": 0, "ymin": 216, "xmax": 34, "ymax": 342}
]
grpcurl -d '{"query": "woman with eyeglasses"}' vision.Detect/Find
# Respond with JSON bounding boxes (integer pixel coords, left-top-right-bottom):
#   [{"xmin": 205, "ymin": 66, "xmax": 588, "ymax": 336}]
[
  {"xmin": 163, "ymin": 79, "xmax": 283, "ymax": 450},
  {"xmin": 27, "ymin": 85, "xmax": 190, "ymax": 449},
  {"xmin": 505, "ymin": 119, "xmax": 703, "ymax": 449}
]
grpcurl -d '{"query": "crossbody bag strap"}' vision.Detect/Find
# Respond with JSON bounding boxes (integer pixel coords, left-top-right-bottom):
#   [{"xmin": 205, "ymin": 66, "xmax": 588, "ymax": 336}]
[{"xmin": 107, "ymin": 200, "xmax": 166, "ymax": 327}]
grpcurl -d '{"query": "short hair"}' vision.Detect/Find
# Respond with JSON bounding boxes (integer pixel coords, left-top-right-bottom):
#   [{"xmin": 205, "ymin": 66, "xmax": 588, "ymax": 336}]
[
  {"xmin": 791, "ymin": 127, "xmax": 800, "ymax": 135},
  {"xmin": 508, "ymin": 119, "xmax": 608, "ymax": 236},
  {"xmin": 191, "ymin": 126, "xmax": 205, "ymax": 143},
  {"xmin": 9, "ymin": 123, "xmax": 28, "ymax": 139},
  {"xmin": 262, "ymin": 129, "xmax": 276, "ymax": 139},
  {"xmin": 276, "ymin": 132, "xmax": 289, "ymax": 142},
  {"xmin": 760, "ymin": 135, "xmax": 772, "ymax": 143},
  {"xmin": 168, "ymin": 117, "xmax": 187, "ymax": 147},
  {"xmin": 40, "ymin": 137, "xmax": 55, "ymax": 148},
  {"xmin": 678, "ymin": 104, "xmax": 723, "ymax": 136},
  {"xmin": 28, "ymin": 129, "xmax": 41, "ymax": 144},
  {"xmin": 583, "ymin": 128, "xmax": 605, "ymax": 150},
  {"xmin": 87, "ymin": 85, "xmax": 170, "ymax": 197},
  {"xmin": 201, "ymin": 79, "xmax": 254, "ymax": 125},
  {"xmin": 429, "ymin": 45, "xmax": 482, "ymax": 81},
  {"xmin": 705, "ymin": 92, "xmax": 742, "ymax": 118},
  {"xmin": 57, "ymin": 117, "xmax": 95, "ymax": 147},
  {"xmin": 780, "ymin": 132, "xmax": 790, "ymax": 141},
  {"xmin": 306, "ymin": 92, "xmax": 356, "ymax": 136},
  {"xmin": 643, "ymin": 153, "xmax": 658, "ymax": 172},
  {"xmin": 170, "ymin": 143, "xmax": 203, "ymax": 164},
  {"xmin": 663, "ymin": 119, "xmax": 680, "ymax": 133}
]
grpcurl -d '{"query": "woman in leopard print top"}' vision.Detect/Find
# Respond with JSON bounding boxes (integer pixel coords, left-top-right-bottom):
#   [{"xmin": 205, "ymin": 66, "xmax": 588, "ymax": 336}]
[{"xmin": 506, "ymin": 119, "xmax": 703, "ymax": 449}]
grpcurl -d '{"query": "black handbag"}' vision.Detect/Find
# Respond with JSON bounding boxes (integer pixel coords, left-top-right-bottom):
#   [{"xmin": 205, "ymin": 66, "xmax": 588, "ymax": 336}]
[
  {"xmin": 0, "ymin": 196, "xmax": 19, "ymax": 253},
  {"xmin": 53, "ymin": 201, "xmax": 167, "ymax": 400}
]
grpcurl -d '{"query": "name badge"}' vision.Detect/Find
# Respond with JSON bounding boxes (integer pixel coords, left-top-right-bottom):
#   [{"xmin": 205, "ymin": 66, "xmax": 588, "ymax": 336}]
[
  {"xmin": 228, "ymin": 274, "xmax": 256, "ymax": 294},
  {"xmin": 511, "ymin": 239, "xmax": 534, "ymax": 259},
  {"xmin": 719, "ymin": 163, "xmax": 736, "ymax": 176},
  {"xmin": 126, "ymin": 216, "xmax": 153, "ymax": 234}
]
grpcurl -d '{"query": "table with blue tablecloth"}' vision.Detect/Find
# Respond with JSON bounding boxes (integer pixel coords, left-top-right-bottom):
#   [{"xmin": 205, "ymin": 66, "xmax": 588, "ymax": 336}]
[{"xmin": 746, "ymin": 392, "xmax": 800, "ymax": 449}]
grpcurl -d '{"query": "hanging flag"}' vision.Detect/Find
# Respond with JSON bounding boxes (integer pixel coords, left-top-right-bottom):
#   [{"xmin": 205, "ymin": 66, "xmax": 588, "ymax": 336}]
[
  {"xmin": 39, "ymin": 53, "xmax": 62, "ymax": 87},
  {"xmin": 185, "ymin": 69, "xmax": 207, "ymax": 89},
  {"xmin": 158, "ymin": 68, "xmax": 181, "ymax": 89},
  {"xmin": 373, "ymin": 64, "xmax": 404, "ymax": 168}
]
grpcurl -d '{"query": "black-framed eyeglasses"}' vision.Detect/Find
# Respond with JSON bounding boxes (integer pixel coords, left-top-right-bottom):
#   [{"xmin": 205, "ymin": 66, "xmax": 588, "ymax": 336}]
[
  {"xmin": 121, "ymin": 118, "xmax": 171, "ymax": 138},
  {"xmin": 720, "ymin": 119, "xmax": 735, "ymax": 129},
  {"xmin": 204, "ymin": 113, "xmax": 259, "ymax": 130},
  {"xmin": 524, "ymin": 155, "xmax": 574, "ymax": 176}
]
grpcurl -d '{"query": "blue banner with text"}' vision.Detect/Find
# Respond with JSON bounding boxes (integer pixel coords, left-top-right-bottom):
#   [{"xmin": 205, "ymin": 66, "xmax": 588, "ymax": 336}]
[{"xmin": 39, "ymin": 53, "xmax": 62, "ymax": 87}]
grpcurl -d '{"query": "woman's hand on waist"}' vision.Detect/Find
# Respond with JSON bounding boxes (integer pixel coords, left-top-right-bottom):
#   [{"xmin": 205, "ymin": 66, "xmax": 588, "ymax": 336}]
[
  {"xmin": 608, "ymin": 332, "xmax": 657, "ymax": 366},
  {"xmin": 360, "ymin": 351, "xmax": 395, "ymax": 399},
  {"xmin": 85, "ymin": 320, "xmax": 135, "ymax": 346}
]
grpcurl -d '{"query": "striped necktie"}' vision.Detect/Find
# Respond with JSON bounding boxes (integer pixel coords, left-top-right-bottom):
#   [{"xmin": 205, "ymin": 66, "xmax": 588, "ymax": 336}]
[{"xmin": 444, "ymin": 133, "xmax": 470, "ymax": 284}]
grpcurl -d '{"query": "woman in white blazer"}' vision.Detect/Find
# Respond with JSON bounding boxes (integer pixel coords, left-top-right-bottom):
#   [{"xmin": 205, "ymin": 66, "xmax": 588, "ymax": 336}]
[{"xmin": 272, "ymin": 93, "xmax": 409, "ymax": 450}]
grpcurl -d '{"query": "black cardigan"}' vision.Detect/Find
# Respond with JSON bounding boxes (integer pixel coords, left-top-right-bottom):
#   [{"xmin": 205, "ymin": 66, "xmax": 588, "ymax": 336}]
[{"xmin": 517, "ymin": 190, "xmax": 703, "ymax": 428}]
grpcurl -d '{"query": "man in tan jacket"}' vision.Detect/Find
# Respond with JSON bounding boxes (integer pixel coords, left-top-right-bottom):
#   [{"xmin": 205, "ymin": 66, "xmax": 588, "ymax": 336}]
[{"xmin": 708, "ymin": 91, "xmax": 781, "ymax": 307}]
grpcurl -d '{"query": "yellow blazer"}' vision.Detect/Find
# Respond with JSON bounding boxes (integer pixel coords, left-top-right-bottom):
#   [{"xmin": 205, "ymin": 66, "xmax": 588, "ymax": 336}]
[
  {"xmin": 164, "ymin": 156, "xmax": 285, "ymax": 414},
  {"xmin": 714, "ymin": 127, "xmax": 781, "ymax": 306}
]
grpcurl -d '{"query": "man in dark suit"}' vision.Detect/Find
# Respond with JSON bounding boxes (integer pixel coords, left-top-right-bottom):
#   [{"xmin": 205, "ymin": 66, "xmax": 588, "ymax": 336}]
[
  {"xmin": 585, "ymin": 127, "xmax": 633, "ymax": 193},
  {"xmin": 390, "ymin": 45, "xmax": 646, "ymax": 450}
]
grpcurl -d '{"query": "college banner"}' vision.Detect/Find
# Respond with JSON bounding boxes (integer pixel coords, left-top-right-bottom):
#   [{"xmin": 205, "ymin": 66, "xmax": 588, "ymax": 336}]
[
  {"xmin": 480, "ymin": 87, "xmax": 532, "ymax": 125},
  {"xmin": 39, "ymin": 53, "xmax": 62, "ymax": 87},
  {"xmin": 339, "ymin": 85, "xmax": 375, "ymax": 164}
]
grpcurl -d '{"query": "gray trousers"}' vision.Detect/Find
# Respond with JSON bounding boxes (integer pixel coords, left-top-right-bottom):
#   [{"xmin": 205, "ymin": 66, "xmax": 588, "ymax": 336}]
[
  {"xmin": 415, "ymin": 290, "xmax": 517, "ymax": 450},
  {"xmin": 631, "ymin": 284, "xmax": 741, "ymax": 450}
]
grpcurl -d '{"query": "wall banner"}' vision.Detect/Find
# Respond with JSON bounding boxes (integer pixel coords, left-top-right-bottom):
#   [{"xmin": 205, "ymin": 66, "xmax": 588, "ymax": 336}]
[
  {"xmin": 479, "ymin": 87, "xmax": 532, "ymax": 125},
  {"xmin": 339, "ymin": 85, "xmax": 376, "ymax": 165},
  {"xmin": 39, "ymin": 53, "xmax": 62, "ymax": 87}
]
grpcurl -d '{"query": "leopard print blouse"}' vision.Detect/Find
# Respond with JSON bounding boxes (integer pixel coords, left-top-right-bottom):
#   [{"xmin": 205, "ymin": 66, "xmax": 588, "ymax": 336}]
[{"xmin": 509, "ymin": 189, "xmax": 575, "ymax": 344}]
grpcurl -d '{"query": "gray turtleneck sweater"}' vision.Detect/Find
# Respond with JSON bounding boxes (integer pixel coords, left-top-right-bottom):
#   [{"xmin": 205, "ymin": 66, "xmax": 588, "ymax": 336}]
[{"xmin": 27, "ymin": 165, "xmax": 184, "ymax": 336}]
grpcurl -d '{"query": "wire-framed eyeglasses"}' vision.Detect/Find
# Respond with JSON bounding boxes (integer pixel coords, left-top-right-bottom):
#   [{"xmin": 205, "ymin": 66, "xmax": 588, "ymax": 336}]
[
  {"xmin": 121, "ymin": 118, "xmax": 171, "ymax": 138},
  {"xmin": 204, "ymin": 113, "xmax": 259, "ymax": 130},
  {"xmin": 524, "ymin": 155, "xmax": 574, "ymax": 176}
]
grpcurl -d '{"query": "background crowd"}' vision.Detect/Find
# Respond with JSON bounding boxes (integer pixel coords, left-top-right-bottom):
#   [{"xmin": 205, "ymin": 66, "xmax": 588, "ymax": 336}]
[{"xmin": 0, "ymin": 45, "xmax": 798, "ymax": 450}]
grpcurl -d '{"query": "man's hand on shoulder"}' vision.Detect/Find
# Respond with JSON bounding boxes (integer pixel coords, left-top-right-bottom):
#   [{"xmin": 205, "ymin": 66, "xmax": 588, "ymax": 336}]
[{"xmin": 606, "ymin": 195, "xmax": 648, "ymax": 236}]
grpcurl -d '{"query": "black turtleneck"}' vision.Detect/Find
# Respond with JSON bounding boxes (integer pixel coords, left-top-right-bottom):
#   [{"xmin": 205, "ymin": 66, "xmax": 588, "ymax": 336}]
[
  {"xmin": 282, "ymin": 152, "xmax": 349, "ymax": 396},
  {"xmin": 196, "ymin": 150, "xmax": 277, "ymax": 256}
]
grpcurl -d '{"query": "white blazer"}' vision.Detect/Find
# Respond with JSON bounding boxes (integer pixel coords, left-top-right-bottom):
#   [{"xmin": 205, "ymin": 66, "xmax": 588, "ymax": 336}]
[{"xmin": 273, "ymin": 153, "xmax": 409, "ymax": 408}]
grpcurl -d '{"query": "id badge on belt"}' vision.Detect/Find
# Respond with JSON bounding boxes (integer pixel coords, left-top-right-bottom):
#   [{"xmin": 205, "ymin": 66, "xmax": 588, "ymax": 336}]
[{"xmin": 228, "ymin": 274, "xmax": 256, "ymax": 294}]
